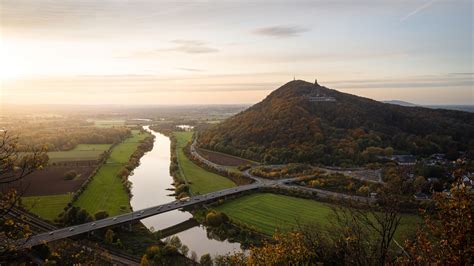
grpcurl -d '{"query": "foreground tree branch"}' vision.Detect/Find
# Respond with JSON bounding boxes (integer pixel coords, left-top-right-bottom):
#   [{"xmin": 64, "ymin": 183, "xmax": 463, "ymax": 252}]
[{"xmin": 0, "ymin": 131, "xmax": 47, "ymax": 257}]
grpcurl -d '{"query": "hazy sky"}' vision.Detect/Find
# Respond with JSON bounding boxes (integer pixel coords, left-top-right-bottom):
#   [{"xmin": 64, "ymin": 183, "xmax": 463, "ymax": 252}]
[{"xmin": 1, "ymin": 0, "xmax": 472, "ymax": 105}]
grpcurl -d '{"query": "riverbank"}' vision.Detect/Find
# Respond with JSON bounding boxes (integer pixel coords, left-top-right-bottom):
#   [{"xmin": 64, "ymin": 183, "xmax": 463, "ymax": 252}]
[
  {"xmin": 174, "ymin": 130, "xmax": 420, "ymax": 244},
  {"xmin": 174, "ymin": 131, "xmax": 235, "ymax": 194},
  {"xmin": 128, "ymin": 128, "xmax": 244, "ymax": 258},
  {"xmin": 74, "ymin": 129, "xmax": 153, "ymax": 216}
]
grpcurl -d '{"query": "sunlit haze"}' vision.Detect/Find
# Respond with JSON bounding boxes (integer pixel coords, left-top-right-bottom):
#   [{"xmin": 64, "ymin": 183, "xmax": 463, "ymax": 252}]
[
  {"xmin": 1, "ymin": 2, "xmax": 473, "ymax": 263},
  {"xmin": 1, "ymin": 0, "xmax": 472, "ymax": 105}
]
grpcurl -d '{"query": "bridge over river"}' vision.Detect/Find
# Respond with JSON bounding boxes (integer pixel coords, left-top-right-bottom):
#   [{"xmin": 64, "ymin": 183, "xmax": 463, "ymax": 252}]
[
  {"xmin": 13, "ymin": 127, "xmax": 375, "ymax": 256},
  {"xmin": 19, "ymin": 174, "xmax": 374, "ymax": 249},
  {"xmin": 19, "ymin": 182, "xmax": 270, "ymax": 249}
]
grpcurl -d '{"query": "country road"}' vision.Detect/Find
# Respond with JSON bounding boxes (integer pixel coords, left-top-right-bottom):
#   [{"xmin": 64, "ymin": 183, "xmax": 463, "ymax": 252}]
[
  {"xmin": 190, "ymin": 133, "xmax": 376, "ymax": 202},
  {"xmin": 19, "ymin": 183, "xmax": 265, "ymax": 248},
  {"xmin": 20, "ymin": 133, "xmax": 376, "ymax": 249}
]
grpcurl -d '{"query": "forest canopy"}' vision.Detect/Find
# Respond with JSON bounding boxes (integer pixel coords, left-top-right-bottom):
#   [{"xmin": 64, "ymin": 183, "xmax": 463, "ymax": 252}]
[
  {"xmin": 198, "ymin": 80, "xmax": 474, "ymax": 166},
  {"xmin": 5, "ymin": 119, "xmax": 131, "ymax": 151}
]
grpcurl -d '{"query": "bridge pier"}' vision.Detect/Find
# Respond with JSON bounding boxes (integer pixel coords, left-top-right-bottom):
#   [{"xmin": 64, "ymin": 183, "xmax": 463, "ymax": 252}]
[
  {"xmin": 18, "ymin": 183, "xmax": 263, "ymax": 249},
  {"xmin": 124, "ymin": 222, "xmax": 133, "ymax": 232}
]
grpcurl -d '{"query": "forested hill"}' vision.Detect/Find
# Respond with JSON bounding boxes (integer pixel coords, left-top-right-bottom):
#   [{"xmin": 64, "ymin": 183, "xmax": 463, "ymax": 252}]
[{"xmin": 198, "ymin": 80, "xmax": 474, "ymax": 166}]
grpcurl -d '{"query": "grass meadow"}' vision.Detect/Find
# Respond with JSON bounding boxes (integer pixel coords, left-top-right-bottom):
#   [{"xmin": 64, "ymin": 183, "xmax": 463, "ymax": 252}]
[
  {"xmin": 73, "ymin": 164, "xmax": 130, "ymax": 215},
  {"xmin": 107, "ymin": 130, "xmax": 147, "ymax": 164},
  {"xmin": 74, "ymin": 130, "xmax": 150, "ymax": 216},
  {"xmin": 216, "ymin": 193, "xmax": 419, "ymax": 240},
  {"xmin": 73, "ymin": 144, "xmax": 112, "ymax": 151},
  {"xmin": 22, "ymin": 194, "xmax": 73, "ymax": 221},
  {"xmin": 87, "ymin": 119, "xmax": 126, "ymax": 128},
  {"xmin": 47, "ymin": 143, "xmax": 112, "ymax": 163},
  {"xmin": 174, "ymin": 131, "xmax": 235, "ymax": 194}
]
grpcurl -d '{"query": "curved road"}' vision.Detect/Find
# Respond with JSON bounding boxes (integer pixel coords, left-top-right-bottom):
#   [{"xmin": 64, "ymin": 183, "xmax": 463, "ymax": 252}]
[
  {"xmin": 191, "ymin": 135, "xmax": 376, "ymax": 203},
  {"xmin": 20, "ymin": 134, "xmax": 376, "ymax": 249}
]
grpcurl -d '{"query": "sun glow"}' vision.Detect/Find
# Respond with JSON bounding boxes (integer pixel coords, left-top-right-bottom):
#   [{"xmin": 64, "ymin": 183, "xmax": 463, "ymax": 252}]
[
  {"xmin": 0, "ymin": 38, "xmax": 30, "ymax": 80},
  {"xmin": 0, "ymin": 0, "xmax": 472, "ymax": 105}
]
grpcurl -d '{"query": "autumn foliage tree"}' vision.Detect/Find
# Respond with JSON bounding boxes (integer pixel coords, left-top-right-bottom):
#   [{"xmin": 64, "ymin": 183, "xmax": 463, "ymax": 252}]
[
  {"xmin": 398, "ymin": 169, "xmax": 473, "ymax": 265},
  {"xmin": 1, "ymin": 131, "xmax": 106, "ymax": 264},
  {"xmin": 219, "ymin": 231, "xmax": 317, "ymax": 265},
  {"xmin": 0, "ymin": 131, "xmax": 47, "ymax": 258},
  {"xmin": 140, "ymin": 244, "xmax": 180, "ymax": 265},
  {"xmin": 249, "ymin": 231, "xmax": 316, "ymax": 265},
  {"xmin": 199, "ymin": 80, "xmax": 474, "ymax": 166},
  {"xmin": 43, "ymin": 240, "xmax": 108, "ymax": 265}
]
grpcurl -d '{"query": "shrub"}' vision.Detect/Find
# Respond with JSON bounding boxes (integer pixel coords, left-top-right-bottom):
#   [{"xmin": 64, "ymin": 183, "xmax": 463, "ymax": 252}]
[
  {"xmin": 177, "ymin": 192, "xmax": 189, "ymax": 199},
  {"xmin": 200, "ymin": 253, "xmax": 212, "ymax": 266},
  {"xmin": 205, "ymin": 210, "xmax": 228, "ymax": 227},
  {"xmin": 63, "ymin": 170, "xmax": 78, "ymax": 180},
  {"xmin": 175, "ymin": 184, "xmax": 189, "ymax": 195},
  {"xmin": 94, "ymin": 210, "xmax": 109, "ymax": 220}
]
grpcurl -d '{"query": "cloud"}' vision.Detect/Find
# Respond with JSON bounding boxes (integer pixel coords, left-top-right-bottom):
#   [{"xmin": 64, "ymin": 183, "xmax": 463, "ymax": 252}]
[
  {"xmin": 400, "ymin": 0, "xmax": 436, "ymax": 22},
  {"xmin": 123, "ymin": 39, "xmax": 219, "ymax": 58},
  {"xmin": 326, "ymin": 74, "xmax": 473, "ymax": 89},
  {"xmin": 239, "ymin": 49, "xmax": 412, "ymax": 63},
  {"xmin": 165, "ymin": 39, "xmax": 219, "ymax": 54},
  {"xmin": 6, "ymin": 73, "xmax": 471, "ymax": 96},
  {"xmin": 1, "ymin": 73, "xmax": 285, "ymax": 94},
  {"xmin": 252, "ymin": 25, "xmax": 308, "ymax": 38},
  {"xmin": 4, "ymin": 73, "xmax": 472, "ymax": 105},
  {"xmin": 448, "ymin": 72, "xmax": 474, "ymax": 76},
  {"xmin": 176, "ymin": 67, "xmax": 204, "ymax": 72}
]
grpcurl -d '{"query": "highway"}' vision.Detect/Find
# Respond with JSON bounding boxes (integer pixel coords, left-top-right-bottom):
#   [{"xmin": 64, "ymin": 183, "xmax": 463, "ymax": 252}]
[
  {"xmin": 9, "ymin": 208, "xmax": 141, "ymax": 265},
  {"xmin": 18, "ymin": 171, "xmax": 373, "ymax": 250},
  {"xmin": 20, "ymin": 136, "xmax": 376, "ymax": 249},
  {"xmin": 19, "ymin": 182, "xmax": 264, "ymax": 249}
]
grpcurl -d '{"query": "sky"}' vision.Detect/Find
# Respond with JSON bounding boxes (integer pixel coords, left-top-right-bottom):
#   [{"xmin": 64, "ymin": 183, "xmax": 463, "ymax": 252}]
[{"xmin": 0, "ymin": 0, "xmax": 472, "ymax": 105}]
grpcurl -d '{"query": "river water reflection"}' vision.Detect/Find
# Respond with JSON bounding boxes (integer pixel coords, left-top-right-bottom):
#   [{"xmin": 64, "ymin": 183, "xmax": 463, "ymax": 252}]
[{"xmin": 128, "ymin": 126, "xmax": 243, "ymax": 258}]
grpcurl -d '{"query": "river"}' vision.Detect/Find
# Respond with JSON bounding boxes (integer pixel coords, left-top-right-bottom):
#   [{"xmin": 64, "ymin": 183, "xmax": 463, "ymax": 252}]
[{"xmin": 128, "ymin": 126, "xmax": 243, "ymax": 258}]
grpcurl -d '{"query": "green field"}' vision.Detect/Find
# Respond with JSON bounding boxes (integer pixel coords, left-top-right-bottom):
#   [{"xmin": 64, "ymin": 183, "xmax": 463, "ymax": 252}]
[
  {"xmin": 73, "ymin": 164, "xmax": 129, "ymax": 215},
  {"xmin": 47, "ymin": 151, "xmax": 103, "ymax": 162},
  {"xmin": 174, "ymin": 131, "xmax": 235, "ymax": 194},
  {"xmin": 22, "ymin": 194, "xmax": 73, "ymax": 220},
  {"xmin": 73, "ymin": 144, "xmax": 112, "ymax": 151},
  {"xmin": 216, "ymin": 193, "xmax": 418, "ymax": 240},
  {"xmin": 47, "ymin": 144, "xmax": 112, "ymax": 163},
  {"xmin": 74, "ymin": 130, "xmax": 150, "ymax": 215},
  {"xmin": 87, "ymin": 119, "xmax": 125, "ymax": 128},
  {"xmin": 107, "ymin": 130, "xmax": 148, "ymax": 164}
]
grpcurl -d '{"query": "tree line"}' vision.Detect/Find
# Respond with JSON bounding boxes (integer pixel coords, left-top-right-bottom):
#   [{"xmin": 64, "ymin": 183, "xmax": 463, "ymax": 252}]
[
  {"xmin": 209, "ymin": 169, "xmax": 473, "ymax": 265},
  {"xmin": 198, "ymin": 80, "xmax": 474, "ymax": 166},
  {"xmin": 14, "ymin": 127, "xmax": 131, "ymax": 151}
]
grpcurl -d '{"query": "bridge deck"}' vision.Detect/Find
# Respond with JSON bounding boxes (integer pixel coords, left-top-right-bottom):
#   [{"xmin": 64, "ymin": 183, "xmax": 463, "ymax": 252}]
[
  {"xmin": 19, "ymin": 170, "xmax": 375, "ymax": 249},
  {"xmin": 19, "ymin": 183, "xmax": 262, "ymax": 248}
]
